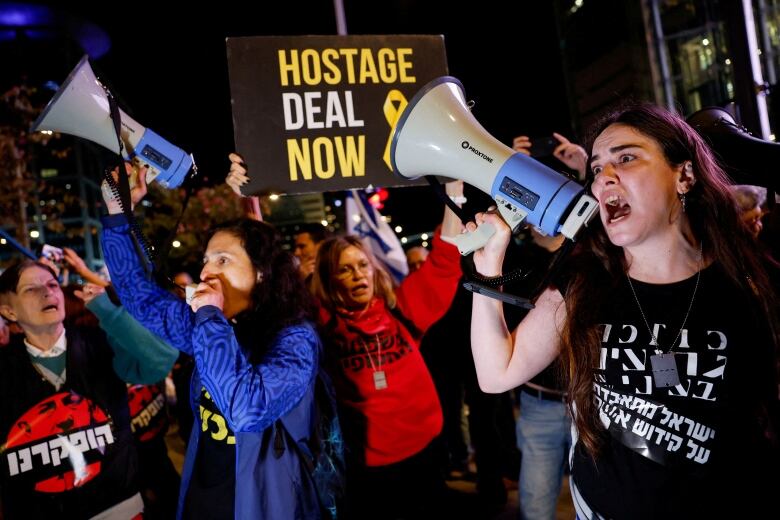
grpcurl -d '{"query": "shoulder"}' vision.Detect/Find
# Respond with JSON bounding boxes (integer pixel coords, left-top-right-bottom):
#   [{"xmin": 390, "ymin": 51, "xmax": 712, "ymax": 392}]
[{"xmin": 274, "ymin": 321, "xmax": 321, "ymax": 349}]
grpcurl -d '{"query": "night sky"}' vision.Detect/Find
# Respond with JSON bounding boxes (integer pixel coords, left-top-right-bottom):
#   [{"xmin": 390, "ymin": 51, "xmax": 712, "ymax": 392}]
[{"xmin": 15, "ymin": 0, "xmax": 573, "ymax": 235}]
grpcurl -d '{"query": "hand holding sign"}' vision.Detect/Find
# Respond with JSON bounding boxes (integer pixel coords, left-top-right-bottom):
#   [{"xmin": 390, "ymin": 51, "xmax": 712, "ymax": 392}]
[{"xmin": 226, "ymin": 153, "xmax": 249, "ymax": 196}]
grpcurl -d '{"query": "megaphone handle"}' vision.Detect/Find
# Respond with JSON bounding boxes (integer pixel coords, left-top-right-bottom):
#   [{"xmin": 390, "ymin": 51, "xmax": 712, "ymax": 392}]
[{"xmin": 444, "ymin": 222, "xmax": 496, "ymax": 255}]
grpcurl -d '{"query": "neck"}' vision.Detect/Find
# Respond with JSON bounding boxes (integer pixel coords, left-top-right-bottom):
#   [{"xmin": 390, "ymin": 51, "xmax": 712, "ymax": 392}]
[
  {"xmin": 24, "ymin": 323, "xmax": 65, "ymax": 353},
  {"xmin": 624, "ymin": 232, "xmax": 702, "ymax": 283}
]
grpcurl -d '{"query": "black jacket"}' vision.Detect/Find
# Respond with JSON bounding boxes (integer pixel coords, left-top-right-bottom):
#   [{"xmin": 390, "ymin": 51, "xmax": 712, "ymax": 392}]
[{"xmin": 0, "ymin": 326, "xmax": 139, "ymax": 519}]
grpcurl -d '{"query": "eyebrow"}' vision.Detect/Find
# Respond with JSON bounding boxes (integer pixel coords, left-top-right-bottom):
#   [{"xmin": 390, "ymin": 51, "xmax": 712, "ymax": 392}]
[
  {"xmin": 590, "ymin": 143, "xmax": 645, "ymax": 165},
  {"xmin": 204, "ymin": 250, "xmax": 234, "ymax": 257}
]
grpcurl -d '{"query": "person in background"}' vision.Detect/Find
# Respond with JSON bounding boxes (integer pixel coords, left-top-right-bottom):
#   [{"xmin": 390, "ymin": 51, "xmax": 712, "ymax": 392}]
[
  {"xmin": 405, "ymin": 246, "xmax": 429, "ymax": 273},
  {"xmin": 101, "ymin": 163, "xmax": 326, "ymax": 519},
  {"xmin": 471, "ymin": 104, "xmax": 779, "ymax": 518},
  {"xmin": 294, "ymin": 223, "xmax": 331, "ymax": 278},
  {"xmin": 172, "ymin": 271, "xmax": 195, "ymax": 300},
  {"xmin": 309, "ymin": 178, "xmax": 464, "ymax": 519},
  {"xmin": 731, "ymin": 184, "xmax": 766, "ymax": 238},
  {"xmin": 0, "ymin": 259, "xmax": 174, "ymax": 519},
  {"xmin": 509, "ymin": 133, "xmax": 588, "ymax": 519},
  {"xmin": 0, "ymin": 314, "xmax": 10, "ymax": 347}
]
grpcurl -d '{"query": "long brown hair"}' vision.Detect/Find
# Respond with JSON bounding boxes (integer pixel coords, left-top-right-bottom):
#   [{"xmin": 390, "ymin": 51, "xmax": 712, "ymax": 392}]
[
  {"xmin": 563, "ymin": 103, "xmax": 780, "ymax": 456},
  {"xmin": 311, "ymin": 236, "xmax": 396, "ymax": 312}
]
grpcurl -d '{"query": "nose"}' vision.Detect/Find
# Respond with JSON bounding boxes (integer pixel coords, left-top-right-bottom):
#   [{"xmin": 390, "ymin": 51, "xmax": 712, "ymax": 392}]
[
  {"xmin": 200, "ymin": 262, "xmax": 215, "ymax": 280},
  {"xmin": 592, "ymin": 163, "xmax": 618, "ymax": 194}
]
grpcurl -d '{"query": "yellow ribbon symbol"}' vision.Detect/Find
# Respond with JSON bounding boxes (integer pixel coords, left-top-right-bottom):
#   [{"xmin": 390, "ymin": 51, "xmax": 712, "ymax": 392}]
[{"xmin": 383, "ymin": 89, "xmax": 408, "ymax": 171}]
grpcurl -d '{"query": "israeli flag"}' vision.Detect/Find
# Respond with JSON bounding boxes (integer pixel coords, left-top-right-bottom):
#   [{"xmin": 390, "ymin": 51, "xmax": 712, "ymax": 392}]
[{"xmin": 345, "ymin": 190, "xmax": 409, "ymax": 284}]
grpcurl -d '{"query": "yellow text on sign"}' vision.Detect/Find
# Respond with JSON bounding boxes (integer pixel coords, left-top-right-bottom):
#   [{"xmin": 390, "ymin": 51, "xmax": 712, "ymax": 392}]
[
  {"xmin": 287, "ymin": 136, "xmax": 365, "ymax": 181},
  {"xmin": 278, "ymin": 48, "xmax": 416, "ymax": 86}
]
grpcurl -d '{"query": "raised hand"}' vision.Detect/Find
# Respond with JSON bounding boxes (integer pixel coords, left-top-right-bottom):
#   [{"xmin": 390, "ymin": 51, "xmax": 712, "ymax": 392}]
[
  {"xmin": 512, "ymin": 136, "xmax": 532, "ymax": 156},
  {"xmin": 190, "ymin": 278, "xmax": 224, "ymax": 313},
  {"xmin": 226, "ymin": 153, "xmax": 249, "ymax": 196},
  {"xmin": 552, "ymin": 132, "xmax": 588, "ymax": 179},
  {"xmin": 101, "ymin": 163, "xmax": 148, "ymax": 214},
  {"xmin": 74, "ymin": 283, "xmax": 106, "ymax": 304}
]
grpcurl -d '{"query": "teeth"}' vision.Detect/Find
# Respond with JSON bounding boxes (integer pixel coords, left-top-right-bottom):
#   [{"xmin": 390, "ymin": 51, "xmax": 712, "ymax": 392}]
[{"xmin": 605, "ymin": 195, "xmax": 619, "ymax": 206}]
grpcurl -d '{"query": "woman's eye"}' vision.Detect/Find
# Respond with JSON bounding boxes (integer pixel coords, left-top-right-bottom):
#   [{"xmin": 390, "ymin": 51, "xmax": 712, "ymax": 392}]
[
  {"xmin": 619, "ymin": 154, "xmax": 634, "ymax": 164},
  {"xmin": 218, "ymin": 257, "xmax": 228, "ymax": 265},
  {"xmin": 592, "ymin": 166, "xmax": 602, "ymax": 175}
]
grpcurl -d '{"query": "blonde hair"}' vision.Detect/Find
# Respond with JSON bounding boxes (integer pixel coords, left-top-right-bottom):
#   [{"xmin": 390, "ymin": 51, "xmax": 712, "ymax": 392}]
[{"xmin": 311, "ymin": 236, "xmax": 396, "ymax": 312}]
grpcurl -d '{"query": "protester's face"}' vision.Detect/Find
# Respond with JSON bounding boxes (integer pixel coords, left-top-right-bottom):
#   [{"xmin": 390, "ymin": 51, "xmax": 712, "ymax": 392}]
[
  {"xmin": 741, "ymin": 205, "xmax": 763, "ymax": 237},
  {"xmin": 200, "ymin": 231, "xmax": 256, "ymax": 318},
  {"xmin": 0, "ymin": 266, "xmax": 65, "ymax": 330},
  {"xmin": 590, "ymin": 124, "xmax": 686, "ymax": 248},
  {"xmin": 294, "ymin": 233, "xmax": 318, "ymax": 263},
  {"xmin": 172, "ymin": 272, "xmax": 193, "ymax": 299},
  {"xmin": 334, "ymin": 246, "xmax": 374, "ymax": 311},
  {"xmin": 405, "ymin": 247, "xmax": 428, "ymax": 273}
]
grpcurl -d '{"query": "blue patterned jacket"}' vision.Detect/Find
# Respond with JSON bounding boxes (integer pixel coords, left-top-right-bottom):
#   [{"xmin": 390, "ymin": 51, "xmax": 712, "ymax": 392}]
[{"xmin": 102, "ymin": 215, "xmax": 321, "ymax": 519}]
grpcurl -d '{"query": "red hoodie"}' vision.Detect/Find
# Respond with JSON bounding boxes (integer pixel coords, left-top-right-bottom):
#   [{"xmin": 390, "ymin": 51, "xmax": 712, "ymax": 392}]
[{"xmin": 319, "ymin": 232, "xmax": 461, "ymax": 466}]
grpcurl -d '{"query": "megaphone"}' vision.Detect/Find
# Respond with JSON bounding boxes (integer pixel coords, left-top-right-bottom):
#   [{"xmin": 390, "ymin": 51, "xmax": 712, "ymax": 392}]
[
  {"xmin": 390, "ymin": 77, "xmax": 598, "ymax": 254},
  {"xmin": 687, "ymin": 106, "xmax": 779, "ymax": 192},
  {"xmin": 31, "ymin": 56, "xmax": 192, "ymax": 188}
]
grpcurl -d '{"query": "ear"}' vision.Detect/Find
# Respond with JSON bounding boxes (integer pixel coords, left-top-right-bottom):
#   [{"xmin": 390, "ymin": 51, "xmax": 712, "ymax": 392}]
[
  {"xmin": 677, "ymin": 161, "xmax": 696, "ymax": 195},
  {"xmin": 0, "ymin": 304, "xmax": 17, "ymax": 323}
]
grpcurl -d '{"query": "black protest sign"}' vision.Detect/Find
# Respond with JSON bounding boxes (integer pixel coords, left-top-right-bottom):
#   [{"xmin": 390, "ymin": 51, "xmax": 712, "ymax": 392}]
[{"xmin": 226, "ymin": 35, "xmax": 448, "ymax": 195}]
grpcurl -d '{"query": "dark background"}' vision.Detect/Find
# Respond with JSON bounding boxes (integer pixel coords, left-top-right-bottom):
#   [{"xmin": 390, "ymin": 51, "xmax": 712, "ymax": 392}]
[{"xmin": 14, "ymin": 0, "xmax": 574, "ymax": 234}]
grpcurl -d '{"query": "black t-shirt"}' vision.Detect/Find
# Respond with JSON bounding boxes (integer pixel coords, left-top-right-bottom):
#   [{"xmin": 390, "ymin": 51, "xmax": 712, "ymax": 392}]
[
  {"xmin": 183, "ymin": 388, "xmax": 236, "ymax": 520},
  {"xmin": 570, "ymin": 263, "xmax": 778, "ymax": 519}
]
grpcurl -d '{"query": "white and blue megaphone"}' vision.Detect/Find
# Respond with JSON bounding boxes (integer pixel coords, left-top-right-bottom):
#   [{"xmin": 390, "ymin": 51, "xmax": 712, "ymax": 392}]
[
  {"xmin": 31, "ymin": 56, "xmax": 192, "ymax": 188},
  {"xmin": 390, "ymin": 77, "xmax": 598, "ymax": 254}
]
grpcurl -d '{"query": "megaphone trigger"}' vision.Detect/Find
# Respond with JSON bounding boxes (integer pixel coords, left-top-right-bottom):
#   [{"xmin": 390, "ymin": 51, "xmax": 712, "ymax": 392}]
[{"xmin": 443, "ymin": 221, "xmax": 497, "ymax": 256}]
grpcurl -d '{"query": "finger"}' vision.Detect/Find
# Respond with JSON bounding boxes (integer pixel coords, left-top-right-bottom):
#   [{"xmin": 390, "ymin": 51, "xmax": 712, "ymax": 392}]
[
  {"xmin": 229, "ymin": 162, "xmax": 248, "ymax": 176},
  {"xmin": 553, "ymin": 143, "xmax": 569, "ymax": 157},
  {"xmin": 228, "ymin": 152, "xmax": 245, "ymax": 165},
  {"xmin": 137, "ymin": 166, "xmax": 148, "ymax": 187},
  {"xmin": 552, "ymin": 132, "xmax": 570, "ymax": 144}
]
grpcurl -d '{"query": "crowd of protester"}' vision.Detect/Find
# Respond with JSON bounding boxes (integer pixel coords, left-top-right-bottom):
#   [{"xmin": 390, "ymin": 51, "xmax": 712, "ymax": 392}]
[{"xmin": 0, "ymin": 102, "xmax": 777, "ymax": 520}]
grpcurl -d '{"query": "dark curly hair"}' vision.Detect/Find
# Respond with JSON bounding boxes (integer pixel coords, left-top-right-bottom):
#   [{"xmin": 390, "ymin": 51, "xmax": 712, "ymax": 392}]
[{"xmin": 207, "ymin": 219, "xmax": 315, "ymax": 363}]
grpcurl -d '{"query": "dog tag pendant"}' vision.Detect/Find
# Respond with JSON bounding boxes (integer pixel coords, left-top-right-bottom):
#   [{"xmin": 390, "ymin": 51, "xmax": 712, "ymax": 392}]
[
  {"xmin": 373, "ymin": 370, "xmax": 388, "ymax": 390},
  {"xmin": 650, "ymin": 353, "xmax": 680, "ymax": 388}
]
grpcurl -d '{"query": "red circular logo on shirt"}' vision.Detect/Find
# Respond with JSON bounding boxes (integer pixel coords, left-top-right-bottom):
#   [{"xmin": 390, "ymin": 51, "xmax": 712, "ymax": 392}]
[
  {"xmin": 3, "ymin": 391, "xmax": 114, "ymax": 493},
  {"xmin": 127, "ymin": 383, "xmax": 168, "ymax": 442}
]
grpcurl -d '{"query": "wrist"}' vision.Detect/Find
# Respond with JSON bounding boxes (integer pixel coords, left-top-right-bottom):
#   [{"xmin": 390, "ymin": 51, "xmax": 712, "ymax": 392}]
[{"xmin": 449, "ymin": 195, "xmax": 467, "ymax": 204}]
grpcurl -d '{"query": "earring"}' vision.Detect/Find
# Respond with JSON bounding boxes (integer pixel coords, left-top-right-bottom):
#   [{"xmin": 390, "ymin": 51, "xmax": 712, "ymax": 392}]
[{"xmin": 678, "ymin": 192, "xmax": 687, "ymax": 212}]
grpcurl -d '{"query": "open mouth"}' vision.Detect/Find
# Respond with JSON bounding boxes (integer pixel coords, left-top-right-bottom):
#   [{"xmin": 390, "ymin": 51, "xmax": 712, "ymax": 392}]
[
  {"xmin": 351, "ymin": 283, "xmax": 369, "ymax": 294},
  {"xmin": 41, "ymin": 304, "xmax": 59, "ymax": 312},
  {"xmin": 604, "ymin": 194, "xmax": 631, "ymax": 224}
]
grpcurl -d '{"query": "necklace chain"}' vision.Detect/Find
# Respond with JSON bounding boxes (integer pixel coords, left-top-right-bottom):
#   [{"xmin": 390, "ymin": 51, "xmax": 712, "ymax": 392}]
[
  {"xmin": 362, "ymin": 334, "xmax": 382, "ymax": 371},
  {"xmin": 626, "ymin": 244, "xmax": 703, "ymax": 355}
]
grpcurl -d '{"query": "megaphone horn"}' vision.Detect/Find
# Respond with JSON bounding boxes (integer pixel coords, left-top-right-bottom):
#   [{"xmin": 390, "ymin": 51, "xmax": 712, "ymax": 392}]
[
  {"xmin": 31, "ymin": 56, "xmax": 192, "ymax": 188},
  {"xmin": 390, "ymin": 76, "xmax": 597, "ymax": 254}
]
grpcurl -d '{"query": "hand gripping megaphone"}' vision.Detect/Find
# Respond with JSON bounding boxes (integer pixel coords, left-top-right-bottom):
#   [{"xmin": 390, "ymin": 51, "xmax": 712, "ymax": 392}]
[
  {"xmin": 390, "ymin": 77, "xmax": 598, "ymax": 254},
  {"xmin": 31, "ymin": 56, "xmax": 193, "ymax": 188}
]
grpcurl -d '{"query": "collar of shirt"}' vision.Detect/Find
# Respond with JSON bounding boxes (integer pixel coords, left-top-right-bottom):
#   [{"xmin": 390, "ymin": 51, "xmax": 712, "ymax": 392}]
[{"xmin": 25, "ymin": 329, "xmax": 67, "ymax": 358}]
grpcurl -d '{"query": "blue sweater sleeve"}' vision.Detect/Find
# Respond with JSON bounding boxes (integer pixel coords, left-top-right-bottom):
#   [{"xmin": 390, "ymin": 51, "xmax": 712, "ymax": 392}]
[
  {"xmin": 87, "ymin": 292, "xmax": 179, "ymax": 384},
  {"xmin": 101, "ymin": 214, "xmax": 195, "ymax": 354},
  {"xmin": 193, "ymin": 306, "xmax": 319, "ymax": 433}
]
